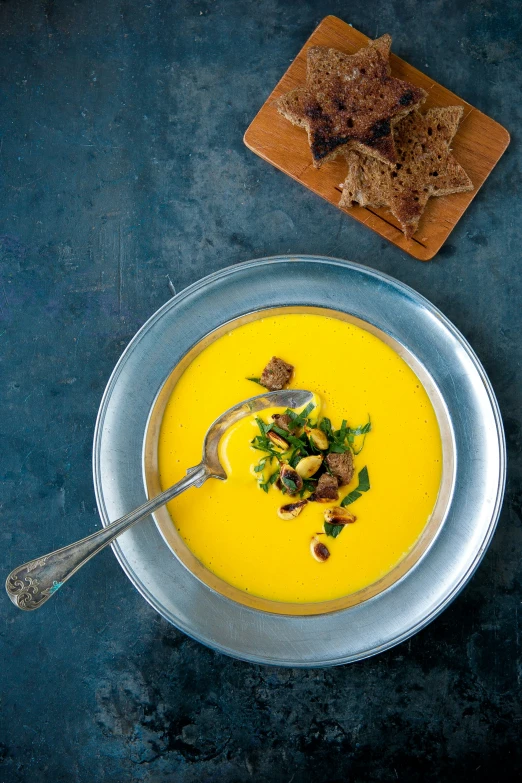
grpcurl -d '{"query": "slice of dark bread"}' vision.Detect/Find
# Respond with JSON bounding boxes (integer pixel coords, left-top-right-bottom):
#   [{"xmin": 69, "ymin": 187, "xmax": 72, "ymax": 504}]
[
  {"xmin": 276, "ymin": 35, "xmax": 426, "ymax": 167},
  {"xmin": 339, "ymin": 107, "xmax": 474, "ymax": 237}
]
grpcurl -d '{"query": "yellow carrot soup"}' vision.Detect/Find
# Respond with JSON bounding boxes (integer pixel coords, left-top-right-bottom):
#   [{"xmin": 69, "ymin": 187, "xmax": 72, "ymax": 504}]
[{"xmin": 158, "ymin": 313, "xmax": 442, "ymax": 603}]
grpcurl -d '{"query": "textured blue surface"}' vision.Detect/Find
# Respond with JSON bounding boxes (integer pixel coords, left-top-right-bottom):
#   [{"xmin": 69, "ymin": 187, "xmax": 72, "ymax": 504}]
[{"xmin": 1, "ymin": 1, "xmax": 521, "ymax": 780}]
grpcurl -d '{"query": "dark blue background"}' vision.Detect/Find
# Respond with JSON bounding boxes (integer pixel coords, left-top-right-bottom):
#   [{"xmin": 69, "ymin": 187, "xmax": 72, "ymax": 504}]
[{"xmin": 1, "ymin": 1, "xmax": 521, "ymax": 780}]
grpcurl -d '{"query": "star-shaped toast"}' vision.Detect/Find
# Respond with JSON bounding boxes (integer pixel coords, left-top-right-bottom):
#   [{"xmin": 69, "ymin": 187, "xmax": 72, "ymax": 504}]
[
  {"xmin": 276, "ymin": 35, "xmax": 426, "ymax": 167},
  {"xmin": 339, "ymin": 106, "xmax": 474, "ymax": 238}
]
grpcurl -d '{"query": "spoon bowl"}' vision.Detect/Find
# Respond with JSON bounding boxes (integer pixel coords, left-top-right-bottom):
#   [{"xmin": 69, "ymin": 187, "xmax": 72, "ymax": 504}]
[{"xmin": 202, "ymin": 388, "xmax": 313, "ymax": 478}]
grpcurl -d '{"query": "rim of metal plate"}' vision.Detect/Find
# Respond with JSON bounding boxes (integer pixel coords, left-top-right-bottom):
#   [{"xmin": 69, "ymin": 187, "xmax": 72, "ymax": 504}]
[{"xmin": 92, "ymin": 256, "xmax": 506, "ymax": 667}]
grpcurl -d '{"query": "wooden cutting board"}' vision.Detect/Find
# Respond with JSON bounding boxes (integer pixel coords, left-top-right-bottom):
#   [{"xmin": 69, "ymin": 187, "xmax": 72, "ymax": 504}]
[{"xmin": 244, "ymin": 16, "xmax": 510, "ymax": 261}]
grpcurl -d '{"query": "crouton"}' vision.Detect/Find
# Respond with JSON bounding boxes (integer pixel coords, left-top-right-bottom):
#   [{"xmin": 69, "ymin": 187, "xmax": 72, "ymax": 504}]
[
  {"xmin": 312, "ymin": 473, "xmax": 339, "ymax": 502},
  {"xmin": 260, "ymin": 357, "xmax": 293, "ymax": 391},
  {"xmin": 325, "ymin": 452, "xmax": 354, "ymax": 486}
]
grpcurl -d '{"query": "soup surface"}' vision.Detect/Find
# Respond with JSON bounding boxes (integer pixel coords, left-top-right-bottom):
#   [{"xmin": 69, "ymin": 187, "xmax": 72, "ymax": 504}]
[{"xmin": 158, "ymin": 313, "xmax": 442, "ymax": 603}]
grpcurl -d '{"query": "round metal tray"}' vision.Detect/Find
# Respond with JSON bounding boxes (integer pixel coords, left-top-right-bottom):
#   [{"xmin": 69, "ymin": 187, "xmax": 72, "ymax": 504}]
[{"xmin": 93, "ymin": 257, "xmax": 506, "ymax": 667}]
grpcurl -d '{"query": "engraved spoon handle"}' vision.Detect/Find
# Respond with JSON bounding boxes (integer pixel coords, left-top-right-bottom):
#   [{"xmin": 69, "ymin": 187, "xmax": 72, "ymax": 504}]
[{"xmin": 6, "ymin": 463, "xmax": 209, "ymax": 611}]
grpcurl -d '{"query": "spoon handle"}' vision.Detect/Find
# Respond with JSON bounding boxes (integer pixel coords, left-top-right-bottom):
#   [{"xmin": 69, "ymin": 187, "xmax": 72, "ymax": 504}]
[{"xmin": 6, "ymin": 463, "xmax": 209, "ymax": 611}]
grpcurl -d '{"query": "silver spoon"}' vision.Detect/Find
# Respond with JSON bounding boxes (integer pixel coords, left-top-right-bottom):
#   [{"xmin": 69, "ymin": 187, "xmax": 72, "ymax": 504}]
[{"xmin": 6, "ymin": 389, "xmax": 313, "ymax": 611}]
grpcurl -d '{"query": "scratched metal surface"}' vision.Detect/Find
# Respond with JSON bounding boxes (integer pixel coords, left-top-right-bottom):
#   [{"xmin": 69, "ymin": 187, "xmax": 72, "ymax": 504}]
[
  {"xmin": 94, "ymin": 257, "xmax": 504, "ymax": 665},
  {"xmin": 1, "ymin": 1, "xmax": 521, "ymax": 781}
]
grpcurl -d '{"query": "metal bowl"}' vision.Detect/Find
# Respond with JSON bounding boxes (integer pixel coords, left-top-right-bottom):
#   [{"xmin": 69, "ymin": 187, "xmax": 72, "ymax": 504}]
[
  {"xmin": 143, "ymin": 305, "xmax": 455, "ymax": 617},
  {"xmin": 93, "ymin": 256, "xmax": 505, "ymax": 666}
]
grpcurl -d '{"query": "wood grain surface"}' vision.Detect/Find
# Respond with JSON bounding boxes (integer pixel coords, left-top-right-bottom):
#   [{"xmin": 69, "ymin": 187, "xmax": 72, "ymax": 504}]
[{"xmin": 244, "ymin": 15, "xmax": 510, "ymax": 260}]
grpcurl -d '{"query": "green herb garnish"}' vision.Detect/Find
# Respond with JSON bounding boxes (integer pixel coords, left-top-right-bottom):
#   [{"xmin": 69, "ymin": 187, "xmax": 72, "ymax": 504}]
[
  {"xmin": 283, "ymin": 401, "xmax": 316, "ymax": 430},
  {"xmin": 300, "ymin": 478, "xmax": 317, "ymax": 497},
  {"xmin": 259, "ymin": 467, "xmax": 280, "ymax": 493},
  {"xmin": 319, "ymin": 417, "xmax": 333, "ymax": 438},
  {"xmin": 251, "ymin": 417, "xmax": 282, "ymax": 468},
  {"xmin": 350, "ymin": 416, "xmax": 372, "ymax": 455},
  {"xmin": 341, "ymin": 466, "xmax": 370, "ymax": 507},
  {"xmin": 280, "ymin": 474, "xmax": 297, "ymax": 493},
  {"xmin": 246, "ymin": 377, "xmax": 262, "ymax": 384},
  {"xmin": 253, "ymin": 455, "xmax": 273, "ymax": 473},
  {"xmin": 328, "ymin": 442, "xmax": 350, "ymax": 454},
  {"xmin": 273, "ymin": 426, "xmax": 307, "ymax": 452},
  {"xmin": 324, "ymin": 522, "xmax": 344, "ymax": 538},
  {"xmin": 325, "ymin": 419, "xmax": 351, "ymax": 454},
  {"xmin": 350, "ymin": 420, "xmax": 372, "ymax": 436}
]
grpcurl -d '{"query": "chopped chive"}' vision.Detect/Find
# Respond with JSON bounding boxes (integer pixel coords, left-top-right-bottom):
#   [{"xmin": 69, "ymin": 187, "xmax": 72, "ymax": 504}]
[
  {"xmin": 357, "ymin": 465, "xmax": 370, "ymax": 492},
  {"xmin": 259, "ymin": 466, "xmax": 280, "ymax": 493},
  {"xmin": 349, "ymin": 417, "xmax": 372, "ymax": 436},
  {"xmin": 328, "ymin": 443, "xmax": 350, "ymax": 454},
  {"xmin": 324, "ymin": 522, "xmax": 344, "ymax": 538},
  {"xmin": 255, "ymin": 417, "xmax": 268, "ymax": 436},
  {"xmin": 270, "ymin": 471, "xmax": 279, "ymax": 485},
  {"xmin": 284, "ymin": 401, "xmax": 315, "ymax": 429},
  {"xmin": 341, "ymin": 467, "xmax": 370, "ymax": 507},
  {"xmin": 350, "ymin": 416, "xmax": 372, "ymax": 455},
  {"xmin": 281, "ymin": 475, "xmax": 297, "ymax": 493},
  {"xmin": 320, "ymin": 417, "xmax": 333, "ymax": 438},
  {"xmin": 271, "ymin": 424, "xmax": 290, "ymax": 438},
  {"xmin": 296, "ymin": 401, "xmax": 315, "ymax": 424}
]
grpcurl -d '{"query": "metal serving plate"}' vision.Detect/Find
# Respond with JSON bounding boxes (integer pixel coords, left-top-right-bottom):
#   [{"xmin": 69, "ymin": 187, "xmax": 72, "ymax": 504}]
[{"xmin": 93, "ymin": 257, "xmax": 505, "ymax": 666}]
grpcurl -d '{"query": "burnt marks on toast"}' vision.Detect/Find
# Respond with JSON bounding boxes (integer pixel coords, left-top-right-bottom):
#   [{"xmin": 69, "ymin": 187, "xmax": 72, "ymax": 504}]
[
  {"xmin": 276, "ymin": 35, "xmax": 427, "ymax": 166},
  {"xmin": 399, "ymin": 90, "xmax": 415, "ymax": 106}
]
